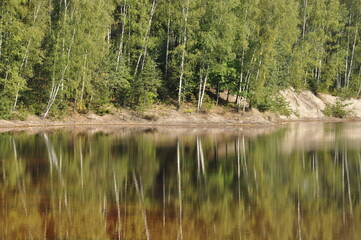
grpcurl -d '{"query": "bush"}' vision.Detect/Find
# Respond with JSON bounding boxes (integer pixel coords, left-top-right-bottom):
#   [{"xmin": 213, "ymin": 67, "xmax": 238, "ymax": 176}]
[
  {"xmin": 199, "ymin": 94, "xmax": 214, "ymax": 113},
  {"xmin": 324, "ymin": 100, "xmax": 351, "ymax": 118},
  {"xmin": 255, "ymin": 93, "xmax": 294, "ymax": 117},
  {"xmin": 95, "ymin": 103, "xmax": 115, "ymax": 116},
  {"xmin": 142, "ymin": 113, "xmax": 159, "ymax": 121},
  {"xmin": 270, "ymin": 95, "xmax": 294, "ymax": 117},
  {"xmin": 10, "ymin": 106, "xmax": 29, "ymax": 121}
]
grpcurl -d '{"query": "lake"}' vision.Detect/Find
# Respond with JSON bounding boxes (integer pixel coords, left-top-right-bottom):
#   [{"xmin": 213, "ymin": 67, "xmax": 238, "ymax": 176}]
[{"xmin": 1, "ymin": 122, "xmax": 361, "ymax": 240}]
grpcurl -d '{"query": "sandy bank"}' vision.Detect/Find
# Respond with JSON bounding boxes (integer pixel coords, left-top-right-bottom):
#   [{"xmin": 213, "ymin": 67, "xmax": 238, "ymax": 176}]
[{"xmin": 0, "ymin": 89, "xmax": 360, "ymax": 129}]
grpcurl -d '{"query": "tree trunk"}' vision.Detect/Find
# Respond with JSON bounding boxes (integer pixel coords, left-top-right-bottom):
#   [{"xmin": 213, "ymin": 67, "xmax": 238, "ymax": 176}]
[
  {"xmin": 317, "ymin": 58, "xmax": 322, "ymax": 84},
  {"xmin": 236, "ymin": 50, "xmax": 245, "ymax": 112},
  {"xmin": 200, "ymin": 66, "xmax": 209, "ymax": 109},
  {"xmin": 302, "ymin": 0, "xmax": 308, "ymax": 40},
  {"xmin": 216, "ymin": 82, "xmax": 220, "ymax": 106},
  {"xmin": 134, "ymin": 0, "xmax": 157, "ymax": 76},
  {"xmin": 12, "ymin": 38, "xmax": 31, "ymax": 112},
  {"xmin": 44, "ymin": 28, "xmax": 76, "ymax": 118},
  {"xmin": 116, "ymin": 2, "xmax": 127, "ymax": 72},
  {"xmin": 162, "ymin": 168, "xmax": 166, "ymax": 228},
  {"xmin": 177, "ymin": 139, "xmax": 183, "ymax": 240},
  {"xmin": 165, "ymin": 0, "xmax": 171, "ymax": 78},
  {"xmin": 113, "ymin": 173, "xmax": 122, "ymax": 240},
  {"xmin": 356, "ymin": 66, "xmax": 361, "ymax": 95},
  {"xmin": 243, "ymin": 72, "xmax": 252, "ymax": 114},
  {"xmin": 346, "ymin": 22, "xmax": 358, "ymax": 86},
  {"xmin": 133, "ymin": 170, "xmax": 151, "ymax": 240},
  {"xmin": 345, "ymin": 150, "xmax": 353, "ymax": 217},
  {"xmin": 196, "ymin": 136, "xmax": 205, "ymax": 178},
  {"xmin": 197, "ymin": 66, "xmax": 204, "ymax": 112},
  {"xmin": 177, "ymin": 0, "xmax": 190, "ymax": 110},
  {"xmin": 12, "ymin": 1, "xmax": 42, "ymax": 112},
  {"xmin": 345, "ymin": 17, "xmax": 351, "ymax": 88},
  {"xmin": 78, "ymin": 53, "xmax": 87, "ymax": 111}
]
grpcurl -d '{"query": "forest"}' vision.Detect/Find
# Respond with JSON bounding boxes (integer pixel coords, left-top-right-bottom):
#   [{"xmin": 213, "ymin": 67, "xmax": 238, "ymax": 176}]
[{"xmin": 0, "ymin": 0, "xmax": 360, "ymax": 118}]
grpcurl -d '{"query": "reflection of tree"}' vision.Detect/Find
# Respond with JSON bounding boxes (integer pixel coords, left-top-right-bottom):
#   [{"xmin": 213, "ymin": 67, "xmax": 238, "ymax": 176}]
[{"xmin": 0, "ymin": 124, "xmax": 361, "ymax": 239}]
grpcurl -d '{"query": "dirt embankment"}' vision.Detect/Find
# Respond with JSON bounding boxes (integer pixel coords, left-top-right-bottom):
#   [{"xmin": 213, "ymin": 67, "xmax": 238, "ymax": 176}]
[
  {"xmin": 0, "ymin": 88, "xmax": 360, "ymax": 129},
  {"xmin": 279, "ymin": 88, "xmax": 361, "ymax": 120},
  {"xmin": 0, "ymin": 106, "xmax": 270, "ymax": 129}
]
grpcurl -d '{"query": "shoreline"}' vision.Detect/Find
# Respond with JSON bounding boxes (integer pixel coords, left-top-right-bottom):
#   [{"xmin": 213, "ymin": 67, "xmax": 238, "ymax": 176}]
[
  {"xmin": 0, "ymin": 113, "xmax": 358, "ymax": 131},
  {"xmin": 2, "ymin": 88, "xmax": 361, "ymax": 131}
]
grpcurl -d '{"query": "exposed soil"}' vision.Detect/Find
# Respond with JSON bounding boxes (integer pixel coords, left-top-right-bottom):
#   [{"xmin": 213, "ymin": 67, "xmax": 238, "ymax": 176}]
[
  {"xmin": 0, "ymin": 89, "xmax": 360, "ymax": 130},
  {"xmin": 279, "ymin": 88, "xmax": 361, "ymax": 120},
  {"xmin": 0, "ymin": 104, "xmax": 270, "ymax": 129}
]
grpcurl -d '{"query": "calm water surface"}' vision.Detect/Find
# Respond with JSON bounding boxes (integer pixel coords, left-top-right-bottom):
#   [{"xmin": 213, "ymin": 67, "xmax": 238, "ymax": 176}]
[{"xmin": 1, "ymin": 122, "xmax": 361, "ymax": 240}]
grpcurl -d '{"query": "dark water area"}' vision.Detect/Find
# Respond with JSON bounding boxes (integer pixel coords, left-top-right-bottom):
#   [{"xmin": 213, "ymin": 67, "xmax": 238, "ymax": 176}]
[{"xmin": 1, "ymin": 122, "xmax": 361, "ymax": 240}]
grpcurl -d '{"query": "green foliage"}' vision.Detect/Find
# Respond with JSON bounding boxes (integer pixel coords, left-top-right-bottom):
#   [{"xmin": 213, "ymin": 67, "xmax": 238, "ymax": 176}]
[
  {"xmin": 252, "ymin": 90, "xmax": 293, "ymax": 116},
  {"xmin": 199, "ymin": 94, "xmax": 214, "ymax": 113},
  {"xmin": 95, "ymin": 103, "xmax": 115, "ymax": 116},
  {"xmin": 9, "ymin": 108, "xmax": 28, "ymax": 121},
  {"xmin": 131, "ymin": 58, "xmax": 161, "ymax": 110},
  {"xmin": 323, "ymin": 99, "xmax": 351, "ymax": 118},
  {"xmin": 0, "ymin": 94, "xmax": 12, "ymax": 119},
  {"xmin": 0, "ymin": 0, "xmax": 360, "ymax": 117},
  {"xmin": 270, "ymin": 95, "xmax": 294, "ymax": 116}
]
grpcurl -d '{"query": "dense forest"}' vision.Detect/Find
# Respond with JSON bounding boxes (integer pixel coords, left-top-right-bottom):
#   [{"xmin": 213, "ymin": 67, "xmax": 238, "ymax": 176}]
[{"xmin": 0, "ymin": 0, "xmax": 360, "ymax": 118}]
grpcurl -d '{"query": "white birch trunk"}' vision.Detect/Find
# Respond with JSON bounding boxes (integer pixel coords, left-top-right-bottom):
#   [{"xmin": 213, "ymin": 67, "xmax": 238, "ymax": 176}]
[
  {"xmin": 243, "ymin": 72, "xmax": 251, "ymax": 114},
  {"xmin": 44, "ymin": 28, "xmax": 76, "ymax": 117},
  {"xmin": 116, "ymin": 1, "xmax": 127, "ymax": 72},
  {"xmin": 242, "ymin": 52, "xmax": 256, "ymax": 113},
  {"xmin": 342, "ymin": 150, "xmax": 346, "ymax": 223},
  {"xmin": 12, "ymin": 38, "xmax": 31, "ymax": 112},
  {"xmin": 141, "ymin": 0, "xmax": 157, "ymax": 71},
  {"xmin": 345, "ymin": 27, "xmax": 350, "ymax": 88},
  {"xmin": 133, "ymin": 171, "xmax": 151, "ymax": 240},
  {"xmin": 79, "ymin": 53, "xmax": 87, "ymax": 110},
  {"xmin": 297, "ymin": 187, "xmax": 302, "ymax": 240},
  {"xmin": 345, "ymin": 150, "xmax": 353, "ymax": 217},
  {"xmin": 165, "ymin": 0, "xmax": 171, "ymax": 78},
  {"xmin": 162, "ymin": 168, "xmax": 166, "ymax": 228},
  {"xmin": 196, "ymin": 137, "xmax": 205, "ymax": 177},
  {"xmin": 134, "ymin": 0, "xmax": 157, "ymax": 76},
  {"xmin": 197, "ymin": 66, "xmax": 204, "ymax": 112},
  {"xmin": 12, "ymin": 2, "xmax": 41, "ymax": 112},
  {"xmin": 237, "ymin": 50, "xmax": 245, "ymax": 112},
  {"xmin": 236, "ymin": 73, "xmax": 243, "ymax": 111},
  {"xmin": 356, "ymin": 66, "xmax": 361, "ymax": 95},
  {"xmin": 317, "ymin": 58, "xmax": 322, "ymax": 84},
  {"xmin": 302, "ymin": 0, "xmax": 308, "ymax": 40},
  {"xmin": 107, "ymin": 26, "xmax": 111, "ymax": 47},
  {"xmin": 177, "ymin": 0, "xmax": 190, "ymax": 110},
  {"xmin": 177, "ymin": 139, "xmax": 183, "ymax": 240},
  {"xmin": 346, "ymin": 23, "xmax": 358, "ymax": 86},
  {"xmin": 198, "ymin": 66, "xmax": 209, "ymax": 111},
  {"xmin": 242, "ymin": 135, "xmax": 248, "ymax": 177},
  {"xmin": 113, "ymin": 173, "xmax": 122, "ymax": 240}
]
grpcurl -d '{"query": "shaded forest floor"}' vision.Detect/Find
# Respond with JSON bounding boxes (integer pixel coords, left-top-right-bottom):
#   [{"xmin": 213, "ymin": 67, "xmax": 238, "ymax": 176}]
[{"xmin": 2, "ymin": 88, "xmax": 361, "ymax": 129}]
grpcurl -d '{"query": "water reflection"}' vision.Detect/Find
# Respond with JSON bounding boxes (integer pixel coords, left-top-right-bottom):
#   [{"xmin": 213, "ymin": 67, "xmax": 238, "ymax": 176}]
[{"xmin": 1, "ymin": 123, "xmax": 361, "ymax": 239}]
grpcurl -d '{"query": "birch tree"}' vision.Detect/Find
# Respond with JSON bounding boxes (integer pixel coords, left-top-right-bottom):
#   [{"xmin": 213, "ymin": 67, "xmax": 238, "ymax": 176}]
[{"xmin": 177, "ymin": 0, "xmax": 190, "ymax": 110}]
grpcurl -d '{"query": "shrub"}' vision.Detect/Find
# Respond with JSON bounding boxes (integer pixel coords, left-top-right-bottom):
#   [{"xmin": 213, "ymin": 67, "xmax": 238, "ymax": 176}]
[
  {"xmin": 270, "ymin": 95, "xmax": 294, "ymax": 117},
  {"xmin": 95, "ymin": 103, "xmax": 115, "ymax": 116},
  {"xmin": 199, "ymin": 94, "xmax": 214, "ymax": 113},
  {"xmin": 256, "ymin": 94, "xmax": 294, "ymax": 117},
  {"xmin": 324, "ymin": 99, "xmax": 351, "ymax": 118}
]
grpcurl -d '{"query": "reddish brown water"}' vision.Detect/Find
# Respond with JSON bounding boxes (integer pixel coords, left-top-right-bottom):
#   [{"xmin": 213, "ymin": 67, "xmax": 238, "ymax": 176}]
[{"xmin": 1, "ymin": 122, "xmax": 361, "ymax": 240}]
